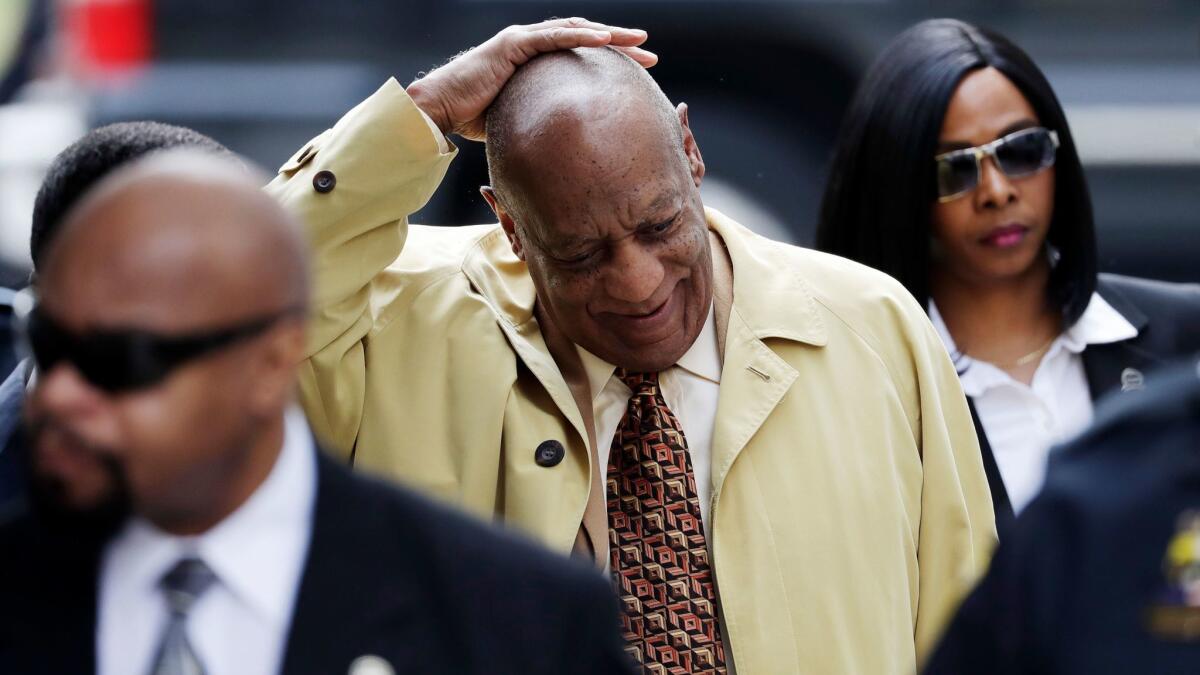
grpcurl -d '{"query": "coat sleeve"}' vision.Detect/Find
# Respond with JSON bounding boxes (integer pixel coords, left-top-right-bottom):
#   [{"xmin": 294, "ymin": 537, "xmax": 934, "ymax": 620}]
[
  {"xmin": 907, "ymin": 305, "xmax": 999, "ymax": 667},
  {"xmin": 263, "ymin": 78, "xmax": 457, "ymax": 456},
  {"xmin": 923, "ymin": 490, "xmax": 1073, "ymax": 675}
]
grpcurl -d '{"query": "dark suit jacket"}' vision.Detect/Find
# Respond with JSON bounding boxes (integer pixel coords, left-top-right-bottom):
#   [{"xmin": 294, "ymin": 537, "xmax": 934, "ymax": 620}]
[
  {"xmin": 925, "ymin": 358, "xmax": 1200, "ymax": 675},
  {"xmin": 972, "ymin": 273, "xmax": 1200, "ymax": 532},
  {"xmin": 0, "ymin": 448, "xmax": 633, "ymax": 675}
]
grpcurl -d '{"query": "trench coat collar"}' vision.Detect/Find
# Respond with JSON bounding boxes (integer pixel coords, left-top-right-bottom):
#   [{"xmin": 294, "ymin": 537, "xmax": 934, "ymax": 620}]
[{"xmin": 705, "ymin": 207, "xmax": 828, "ymax": 347}]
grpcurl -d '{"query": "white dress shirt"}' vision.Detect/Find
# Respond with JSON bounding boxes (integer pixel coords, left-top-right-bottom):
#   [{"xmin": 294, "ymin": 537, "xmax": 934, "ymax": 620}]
[
  {"xmin": 579, "ymin": 303, "xmax": 722, "ymax": 536},
  {"xmin": 929, "ymin": 293, "xmax": 1138, "ymax": 514},
  {"xmin": 97, "ymin": 406, "xmax": 317, "ymax": 675}
]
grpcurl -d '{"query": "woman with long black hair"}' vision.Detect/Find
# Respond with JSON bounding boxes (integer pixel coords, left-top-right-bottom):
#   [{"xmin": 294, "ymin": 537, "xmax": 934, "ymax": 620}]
[{"xmin": 817, "ymin": 18, "xmax": 1200, "ymax": 530}]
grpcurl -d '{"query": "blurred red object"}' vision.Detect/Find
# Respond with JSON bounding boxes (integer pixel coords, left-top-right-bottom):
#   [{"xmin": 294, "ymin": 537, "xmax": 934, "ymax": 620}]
[{"xmin": 62, "ymin": 0, "xmax": 152, "ymax": 76}]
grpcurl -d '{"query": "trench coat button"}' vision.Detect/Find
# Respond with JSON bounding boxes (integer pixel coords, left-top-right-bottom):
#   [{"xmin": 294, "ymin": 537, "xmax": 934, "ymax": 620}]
[
  {"xmin": 535, "ymin": 440, "xmax": 565, "ymax": 467},
  {"xmin": 312, "ymin": 170, "xmax": 337, "ymax": 194}
]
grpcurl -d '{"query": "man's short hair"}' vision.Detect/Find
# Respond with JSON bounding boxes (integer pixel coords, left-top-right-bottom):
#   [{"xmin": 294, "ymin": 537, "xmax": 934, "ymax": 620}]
[{"xmin": 30, "ymin": 121, "xmax": 230, "ymax": 269}]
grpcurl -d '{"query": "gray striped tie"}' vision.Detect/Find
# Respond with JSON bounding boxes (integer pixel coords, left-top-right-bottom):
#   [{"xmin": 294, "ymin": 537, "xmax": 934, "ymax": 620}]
[{"xmin": 148, "ymin": 557, "xmax": 216, "ymax": 675}]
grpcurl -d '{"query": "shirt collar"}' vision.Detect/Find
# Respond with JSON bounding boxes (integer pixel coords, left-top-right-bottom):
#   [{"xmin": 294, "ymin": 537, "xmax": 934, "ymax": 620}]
[
  {"xmin": 576, "ymin": 301, "xmax": 721, "ymax": 401},
  {"xmin": 928, "ymin": 291, "xmax": 1139, "ymax": 396},
  {"xmin": 676, "ymin": 302, "xmax": 722, "ymax": 384},
  {"xmin": 1059, "ymin": 291, "xmax": 1139, "ymax": 353},
  {"xmin": 107, "ymin": 406, "xmax": 317, "ymax": 626}
]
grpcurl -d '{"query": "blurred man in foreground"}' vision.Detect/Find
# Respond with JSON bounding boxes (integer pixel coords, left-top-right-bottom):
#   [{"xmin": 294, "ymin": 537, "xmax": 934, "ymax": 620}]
[
  {"xmin": 0, "ymin": 151, "xmax": 630, "ymax": 675},
  {"xmin": 0, "ymin": 121, "xmax": 231, "ymax": 508},
  {"xmin": 926, "ymin": 357, "xmax": 1200, "ymax": 674},
  {"xmin": 269, "ymin": 18, "xmax": 995, "ymax": 673}
]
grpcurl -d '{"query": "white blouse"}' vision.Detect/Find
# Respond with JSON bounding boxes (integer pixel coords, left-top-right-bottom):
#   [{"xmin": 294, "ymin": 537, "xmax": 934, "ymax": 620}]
[{"xmin": 929, "ymin": 294, "xmax": 1137, "ymax": 514}]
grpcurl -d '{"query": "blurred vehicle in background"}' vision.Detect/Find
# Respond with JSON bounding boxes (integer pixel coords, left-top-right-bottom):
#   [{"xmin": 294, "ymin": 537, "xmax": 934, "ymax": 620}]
[{"xmin": 2, "ymin": 0, "xmax": 1198, "ymax": 284}]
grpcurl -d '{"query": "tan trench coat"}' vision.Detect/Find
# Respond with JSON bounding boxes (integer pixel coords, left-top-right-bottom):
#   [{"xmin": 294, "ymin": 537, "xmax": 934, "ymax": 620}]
[{"xmin": 266, "ymin": 78, "xmax": 996, "ymax": 674}]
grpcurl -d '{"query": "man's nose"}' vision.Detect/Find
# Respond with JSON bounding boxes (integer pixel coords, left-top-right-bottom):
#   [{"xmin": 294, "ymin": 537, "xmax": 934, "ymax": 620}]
[
  {"xmin": 604, "ymin": 241, "xmax": 665, "ymax": 304},
  {"xmin": 33, "ymin": 362, "xmax": 106, "ymax": 417}
]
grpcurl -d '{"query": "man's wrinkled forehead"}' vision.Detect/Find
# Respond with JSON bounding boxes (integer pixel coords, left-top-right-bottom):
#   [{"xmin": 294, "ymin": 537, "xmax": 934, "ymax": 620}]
[{"xmin": 527, "ymin": 185, "xmax": 686, "ymax": 253}]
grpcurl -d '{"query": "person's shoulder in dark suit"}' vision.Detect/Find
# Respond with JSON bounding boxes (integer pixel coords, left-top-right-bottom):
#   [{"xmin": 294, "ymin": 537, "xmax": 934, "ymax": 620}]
[
  {"xmin": 0, "ymin": 449, "xmax": 633, "ymax": 675},
  {"xmin": 1098, "ymin": 273, "xmax": 1200, "ymax": 353},
  {"xmin": 283, "ymin": 452, "xmax": 633, "ymax": 675},
  {"xmin": 0, "ymin": 358, "xmax": 32, "ymax": 508},
  {"xmin": 924, "ymin": 358, "xmax": 1200, "ymax": 675},
  {"xmin": 0, "ymin": 493, "xmax": 110, "ymax": 674}
]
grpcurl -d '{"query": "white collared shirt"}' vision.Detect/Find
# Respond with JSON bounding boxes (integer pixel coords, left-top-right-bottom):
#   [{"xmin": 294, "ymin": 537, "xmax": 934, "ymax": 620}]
[
  {"xmin": 97, "ymin": 406, "xmax": 317, "ymax": 675},
  {"xmin": 929, "ymin": 293, "xmax": 1138, "ymax": 514},
  {"xmin": 578, "ymin": 302, "xmax": 722, "ymax": 536}
]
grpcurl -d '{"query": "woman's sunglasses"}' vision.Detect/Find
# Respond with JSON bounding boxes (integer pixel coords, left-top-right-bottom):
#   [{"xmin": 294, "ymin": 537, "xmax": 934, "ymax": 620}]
[
  {"xmin": 935, "ymin": 126, "xmax": 1060, "ymax": 203},
  {"xmin": 16, "ymin": 298, "xmax": 302, "ymax": 394}
]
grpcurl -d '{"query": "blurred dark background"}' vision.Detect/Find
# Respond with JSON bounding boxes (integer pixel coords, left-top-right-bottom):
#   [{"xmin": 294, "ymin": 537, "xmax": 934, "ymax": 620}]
[{"xmin": 2, "ymin": 0, "xmax": 1198, "ymax": 286}]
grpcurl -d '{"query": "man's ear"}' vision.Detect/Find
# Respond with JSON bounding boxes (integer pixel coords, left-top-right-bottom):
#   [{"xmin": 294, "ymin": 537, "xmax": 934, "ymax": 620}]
[
  {"xmin": 481, "ymin": 186, "xmax": 525, "ymax": 261},
  {"xmin": 677, "ymin": 103, "xmax": 706, "ymax": 188}
]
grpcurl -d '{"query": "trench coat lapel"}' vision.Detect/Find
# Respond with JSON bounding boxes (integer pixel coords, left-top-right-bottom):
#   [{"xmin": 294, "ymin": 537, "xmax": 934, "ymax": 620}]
[
  {"xmin": 705, "ymin": 209, "xmax": 827, "ymax": 504},
  {"xmin": 459, "ymin": 229, "xmax": 592, "ymax": 452}
]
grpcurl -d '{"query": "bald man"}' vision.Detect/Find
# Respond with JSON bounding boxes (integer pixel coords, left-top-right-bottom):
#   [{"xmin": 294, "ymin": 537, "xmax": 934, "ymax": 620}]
[
  {"xmin": 269, "ymin": 19, "xmax": 996, "ymax": 674},
  {"xmin": 0, "ymin": 121, "xmax": 232, "ymax": 509},
  {"xmin": 0, "ymin": 151, "xmax": 630, "ymax": 675}
]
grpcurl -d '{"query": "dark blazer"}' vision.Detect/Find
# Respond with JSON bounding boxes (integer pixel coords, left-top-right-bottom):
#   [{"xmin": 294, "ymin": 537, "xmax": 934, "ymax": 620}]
[
  {"xmin": 0, "ymin": 448, "xmax": 633, "ymax": 675},
  {"xmin": 926, "ymin": 358, "xmax": 1200, "ymax": 675},
  {"xmin": 972, "ymin": 273, "xmax": 1200, "ymax": 532}
]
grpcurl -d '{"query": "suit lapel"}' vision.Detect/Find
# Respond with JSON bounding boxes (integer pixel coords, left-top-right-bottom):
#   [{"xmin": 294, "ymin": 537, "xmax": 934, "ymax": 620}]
[
  {"xmin": 13, "ymin": 515, "xmax": 104, "ymax": 673},
  {"xmin": 1081, "ymin": 341, "xmax": 1160, "ymax": 401},
  {"xmin": 1085, "ymin": 279, "xmax": 1157, "ymax": 401},
  {"xmin": 966, "ymin": 398, "xmax": 1014, "ymax": 535},
  {"xmin": 58, "ymin": 553, "xmax": 100, "ymax": 674},
  {"xmin": 281, "ymin": 451, "xmax": 422, "ymax": 673}
]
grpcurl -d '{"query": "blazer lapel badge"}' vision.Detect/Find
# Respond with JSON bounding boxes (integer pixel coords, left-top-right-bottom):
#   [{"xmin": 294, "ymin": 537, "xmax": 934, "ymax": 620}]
[
  {"xmin": 1121, "ymin": 367, "xmax": 1146, "ymax": 393},
  {"xmin": 348, "ymin": 654, "xmax": 395, "ymax": 675}
]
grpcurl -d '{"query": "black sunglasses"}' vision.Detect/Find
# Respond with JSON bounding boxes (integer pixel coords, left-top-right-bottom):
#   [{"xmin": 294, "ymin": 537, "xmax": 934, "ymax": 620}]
[
  {"xmin": 19, "ymin": 303, "xmax": 303, "ymax": 394},
  {"xmin": 935, "ymin": 126, "xmax": 1060, "ymax": 202}
]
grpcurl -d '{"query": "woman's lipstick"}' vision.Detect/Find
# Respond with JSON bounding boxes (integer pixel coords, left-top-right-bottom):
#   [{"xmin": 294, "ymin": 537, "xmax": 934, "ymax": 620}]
[{"xmin": 981, "ymin": 224, "xmax": 1029, "ymax": 249}]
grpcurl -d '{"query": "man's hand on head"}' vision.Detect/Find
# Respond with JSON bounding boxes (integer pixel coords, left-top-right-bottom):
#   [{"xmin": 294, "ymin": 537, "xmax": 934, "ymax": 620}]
[{"xmin": 406, "ymin": 18, "xmax": 656, "ymax": 142}]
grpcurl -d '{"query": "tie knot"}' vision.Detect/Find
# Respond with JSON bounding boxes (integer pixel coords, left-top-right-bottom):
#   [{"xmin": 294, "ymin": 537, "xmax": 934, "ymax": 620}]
[
  {"xmin": 616, "ymin": 369, "xmax": 659, "ymax": 393},
  {"xmin": 160, "ymin": 557, "xmax": 216, "ymax": 616}
]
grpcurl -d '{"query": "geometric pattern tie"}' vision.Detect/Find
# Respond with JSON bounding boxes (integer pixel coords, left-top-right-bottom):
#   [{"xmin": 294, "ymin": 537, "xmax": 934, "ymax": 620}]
[
  {"xmin": 606, "ymin": 369, "xmax": 728, "ymax": 674},
  {"xmin": 147, "ymin": 557, "xmax": 217, "ymax": 675}
]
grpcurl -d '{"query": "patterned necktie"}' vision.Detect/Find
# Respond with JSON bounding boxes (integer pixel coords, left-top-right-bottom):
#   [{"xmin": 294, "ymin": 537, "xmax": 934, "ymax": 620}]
[
  {"xmin": 148, "ymin": 557, "xmax": 217, "ymax": 675},
  {"xmin": 607, "ymin": 369, "xmax": 727, "ymax": 674}
]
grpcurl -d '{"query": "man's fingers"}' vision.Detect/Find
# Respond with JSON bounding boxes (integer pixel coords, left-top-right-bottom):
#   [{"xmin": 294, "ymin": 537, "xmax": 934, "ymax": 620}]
[
  {"xmin": 611, "ymin": 46, "xmax": 659, "ymax": 68},
  {"xmin": 509, "ymin": 25, "xmax": 654, "ymax": 67},
  {"xmin": 603, "ymin": 29, "xmax": 649, "ymax": 48},
  {"xmin": 518, "ymin": 18, "xmax": 648, "ymax": 47},
  {"xmin": 522, "ymin": 17, "xmax": 646, "ymax": 38},
  {"xmin": 512, "ymin": 27, "xmax": 613, "ymax": 61}
]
